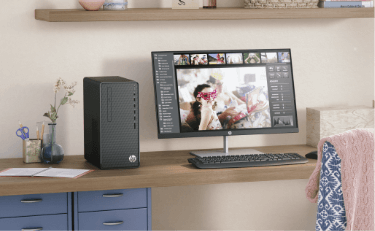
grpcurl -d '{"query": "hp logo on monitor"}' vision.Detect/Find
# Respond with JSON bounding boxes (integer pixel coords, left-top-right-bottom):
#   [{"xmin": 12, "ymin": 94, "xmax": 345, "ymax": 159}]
[{"xmin": 228, "ymin": 131, "xmax": 232, "ymax": 135}]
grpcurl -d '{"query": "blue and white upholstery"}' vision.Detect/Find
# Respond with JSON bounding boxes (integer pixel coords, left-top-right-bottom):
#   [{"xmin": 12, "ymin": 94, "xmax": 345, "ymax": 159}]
[{"xmin": 316, "ymin": 141, "xmax": 347, "ymax": 231}]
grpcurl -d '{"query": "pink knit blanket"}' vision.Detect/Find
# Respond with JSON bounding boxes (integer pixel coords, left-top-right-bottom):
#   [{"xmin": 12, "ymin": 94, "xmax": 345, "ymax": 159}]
[{"xmin": 305, "ymin": 128, "xmax": 374, "ymax": 230}]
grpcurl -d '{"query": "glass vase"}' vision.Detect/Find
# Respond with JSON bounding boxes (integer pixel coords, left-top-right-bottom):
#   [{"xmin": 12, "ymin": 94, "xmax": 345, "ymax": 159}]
[{"xmin": 41, "ymin": 123, "xmax": 64, "ymax": 164}]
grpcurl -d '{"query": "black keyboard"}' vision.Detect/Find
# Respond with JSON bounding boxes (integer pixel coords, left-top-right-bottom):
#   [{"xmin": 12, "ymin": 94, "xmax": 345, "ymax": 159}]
[{"xmin": 188, "ymin": 153, "xmax": 308, "ymax": 169}]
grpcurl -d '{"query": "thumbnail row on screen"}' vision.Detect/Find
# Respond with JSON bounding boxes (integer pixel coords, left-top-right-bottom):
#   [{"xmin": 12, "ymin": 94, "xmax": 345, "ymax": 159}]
[{"xmin": 174, "ymin": 52, "xmax": 290, "ymax": 66}]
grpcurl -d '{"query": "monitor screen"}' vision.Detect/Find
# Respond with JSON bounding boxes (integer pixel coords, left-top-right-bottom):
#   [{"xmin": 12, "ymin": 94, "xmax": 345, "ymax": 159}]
[{"xmin": 152, "ymin": 49, "xmax": 298, "ymax": 139}]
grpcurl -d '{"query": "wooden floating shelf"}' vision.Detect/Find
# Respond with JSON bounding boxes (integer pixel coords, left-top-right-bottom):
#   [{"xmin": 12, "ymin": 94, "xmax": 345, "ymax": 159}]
[{"xmin": 35, "ymin": 8, "xmax": 374, "ymax": 22}]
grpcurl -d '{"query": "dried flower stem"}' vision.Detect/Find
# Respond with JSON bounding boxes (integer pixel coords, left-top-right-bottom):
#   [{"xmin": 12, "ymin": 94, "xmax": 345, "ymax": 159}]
[{"xmin": 44, "ymin": 78, "xmax": 79, "ymax": 123}]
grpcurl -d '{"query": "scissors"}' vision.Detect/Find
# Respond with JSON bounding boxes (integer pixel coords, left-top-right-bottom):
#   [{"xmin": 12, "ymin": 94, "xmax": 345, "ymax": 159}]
[{"xmin": 16, "ymin": 126, "xmax": 29, "ymax": 140}]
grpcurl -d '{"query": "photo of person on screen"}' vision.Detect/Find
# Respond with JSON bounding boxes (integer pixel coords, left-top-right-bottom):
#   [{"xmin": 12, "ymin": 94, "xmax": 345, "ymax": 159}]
[
  {"xmin": 208, "ymin": 53, "xmax": 225, "ymax": 65},
  {"xmin": 174, "ymin": 54, "xmax": 190, "ymax": 65},
  {"xmin": 278, "ymin": 52, "xmax": 290, "ymax": 63},
  {"xmin": 244, "ymin": 53, "xmax": 261, "ymax": 64},
  {"xmin": 177, "ymin": 67, "xmax": 271, "ymax": 132},
  {"xmin": 192, "ymin": 84, "xmax": 222, "ymax": 130},
  {"xmin": 180, "ymin": 84, "xmax": 239, "ymax": 131},
  {"xmin": 191, "ymin": 54, "xmax": 208, "ymax": 65}
]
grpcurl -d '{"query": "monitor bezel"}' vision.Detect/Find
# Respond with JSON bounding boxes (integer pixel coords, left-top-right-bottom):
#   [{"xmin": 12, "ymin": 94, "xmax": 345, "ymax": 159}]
[{"xmin": 152, "ymin": 49, "xmax": 298, "ymax": 139}]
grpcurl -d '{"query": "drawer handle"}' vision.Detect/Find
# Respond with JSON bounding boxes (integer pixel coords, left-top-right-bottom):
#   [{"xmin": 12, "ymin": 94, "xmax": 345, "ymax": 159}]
[
  {"xmin": 22, "ymin": 228, "xmax": 43, "ymax": 231},
  {"xmin": 103, "ymin": 221, "xmax": 124, "ymax": 226},
  {"xmin": 20, "ymin": 199, "xmax": 43, "ymax": 203},
  {"xmin": 102, "ymin": 193, "xmax": 123, "ymax": 198}
]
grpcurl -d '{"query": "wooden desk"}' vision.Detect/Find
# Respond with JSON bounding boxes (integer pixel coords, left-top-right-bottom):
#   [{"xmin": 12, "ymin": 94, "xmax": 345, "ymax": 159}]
[{"xmin": 0, "ymin": 145, "xmax": 316, "ymax": 197}]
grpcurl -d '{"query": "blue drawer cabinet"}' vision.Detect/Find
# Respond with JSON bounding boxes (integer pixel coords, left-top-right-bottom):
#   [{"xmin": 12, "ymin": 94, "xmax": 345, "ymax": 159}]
[
  {"xmin": 77, "ymin": 188, "xmax": 147, "ymax": 212},
  {"xmin": 74, "ymin": 188, "xmax": 151, "ymax": 231},
  {"xmin": 0, "ymin": 193, "xmax": 67, "ymax": 218},
  {"xmin": 78, "ymin": 208, "xmax": 148, "ymax": 230},
  {"xmin": 0, "ymin": 188, "xmax": 151, "ymax": 231},
  {"xmin": 0, "ymin": 214, "xmax": 68, "ymax": 230},
  {"xmin": 0, "ymin": 193, "xmax": 72, "ymax": 231}
]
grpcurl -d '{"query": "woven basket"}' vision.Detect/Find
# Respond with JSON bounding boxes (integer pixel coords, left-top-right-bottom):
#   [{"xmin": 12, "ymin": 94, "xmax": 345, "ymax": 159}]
[{"xmin": 244, "ymin": 0, "xmax": 319, "ymax": 8}]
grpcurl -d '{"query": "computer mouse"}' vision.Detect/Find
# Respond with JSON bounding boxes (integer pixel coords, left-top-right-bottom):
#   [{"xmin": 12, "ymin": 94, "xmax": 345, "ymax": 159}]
[{"xmin": 305, "ymin": 151, "xmax": 317, "ymax": 159}]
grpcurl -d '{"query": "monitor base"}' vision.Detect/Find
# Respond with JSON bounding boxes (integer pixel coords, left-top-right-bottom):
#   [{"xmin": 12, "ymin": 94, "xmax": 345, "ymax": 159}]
[{"xmin": 189, "ymin": 136, "xmax": 264, "ymax": 157}]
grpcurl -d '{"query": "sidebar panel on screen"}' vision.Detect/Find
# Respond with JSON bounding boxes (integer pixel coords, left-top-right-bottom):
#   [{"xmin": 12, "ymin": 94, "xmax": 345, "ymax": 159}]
[
  {"xmin": 264, "ymin": 51, "xmax": 297, "ymax": 128},
  {"xmin": 153, "ymin": 53, "xmax": 180, "ymax": 134}
]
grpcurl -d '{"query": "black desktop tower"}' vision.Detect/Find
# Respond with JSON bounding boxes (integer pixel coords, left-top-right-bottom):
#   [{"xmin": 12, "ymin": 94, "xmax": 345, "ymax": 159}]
[{"xmin": 83, "ymin": 77, "xmax": 140, "ymax": 169}]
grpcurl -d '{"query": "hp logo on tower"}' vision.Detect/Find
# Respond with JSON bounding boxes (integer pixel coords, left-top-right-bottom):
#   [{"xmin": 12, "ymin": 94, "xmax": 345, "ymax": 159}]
[
  {"xmin": 228, "ymin": 131, "xmax": 232, "ymax": 135},
  {"xmin": 129, "ymin": 155, "xmax": 137, "ymax": 163}
]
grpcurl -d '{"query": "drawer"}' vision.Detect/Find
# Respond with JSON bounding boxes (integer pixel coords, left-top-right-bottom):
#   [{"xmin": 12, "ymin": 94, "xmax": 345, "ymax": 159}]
[
  {"xmin": 0, "ymin": 193, "xmax": 67, "ymax": 218},
  {"xmin": 78, "ymin": 208, "xmax": 147, "ymax": 230},
  {"xmin": 77, "ymin": 188, "xmax": 147, "ymax": 212},
  {"xmin": 0, "ymin": 214, "xmax": 68, "ymax": 230}
]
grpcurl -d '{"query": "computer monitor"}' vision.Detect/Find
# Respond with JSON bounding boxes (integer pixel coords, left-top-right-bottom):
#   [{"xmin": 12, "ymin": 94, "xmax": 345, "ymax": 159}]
[{"xmin": 152, "ymin": 49, "xmax": 298, "ymax": 157}]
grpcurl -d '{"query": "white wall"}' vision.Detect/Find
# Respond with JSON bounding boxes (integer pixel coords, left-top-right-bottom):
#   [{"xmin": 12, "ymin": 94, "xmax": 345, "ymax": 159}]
[{"xmin": 0, "ymin": 1, "xmax": 373, "ymax": 230}]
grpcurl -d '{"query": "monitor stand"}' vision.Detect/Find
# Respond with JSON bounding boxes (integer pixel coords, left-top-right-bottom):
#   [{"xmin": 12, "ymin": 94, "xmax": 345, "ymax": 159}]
[{"xmin": 190, "ymin": 136, "xmax": 264, "ymax": 157}]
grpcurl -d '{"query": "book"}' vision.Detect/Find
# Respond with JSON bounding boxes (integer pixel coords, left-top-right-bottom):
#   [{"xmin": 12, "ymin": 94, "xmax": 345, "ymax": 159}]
[
  {"xmin": 318, "ymin": 1, "xmax": 373, "ymax": 6},
  {"xmin": 0, "ymin": 167, "xmax": 93, "ymax": 178}
]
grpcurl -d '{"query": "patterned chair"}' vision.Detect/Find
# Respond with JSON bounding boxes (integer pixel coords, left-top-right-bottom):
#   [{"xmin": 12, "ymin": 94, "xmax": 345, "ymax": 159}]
[{"xmin": 316, "ymin": 141, "xmax": 347, "ymax": 231}]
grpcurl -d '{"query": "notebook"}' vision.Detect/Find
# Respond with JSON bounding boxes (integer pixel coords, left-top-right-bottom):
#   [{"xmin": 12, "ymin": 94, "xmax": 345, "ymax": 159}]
[{"xmin": 0, "ymin": 167, "xmax": 93, "ymax": 178}]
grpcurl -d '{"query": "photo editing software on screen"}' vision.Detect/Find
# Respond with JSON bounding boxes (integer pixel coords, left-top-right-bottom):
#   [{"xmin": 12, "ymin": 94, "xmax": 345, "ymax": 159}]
[{"xmin": 152, "ymin": 49, "xmax": 297, "ymax": 138}]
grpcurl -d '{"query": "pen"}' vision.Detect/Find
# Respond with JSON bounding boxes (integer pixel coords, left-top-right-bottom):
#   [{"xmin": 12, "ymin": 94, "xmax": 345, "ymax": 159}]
[
  {"xmin": 41, "ymin": 122, "xmax": 45, "ymax": 141},
  {"xmin": 36, "ymin": 126, "xmax": 40, "ymax": 140}
]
